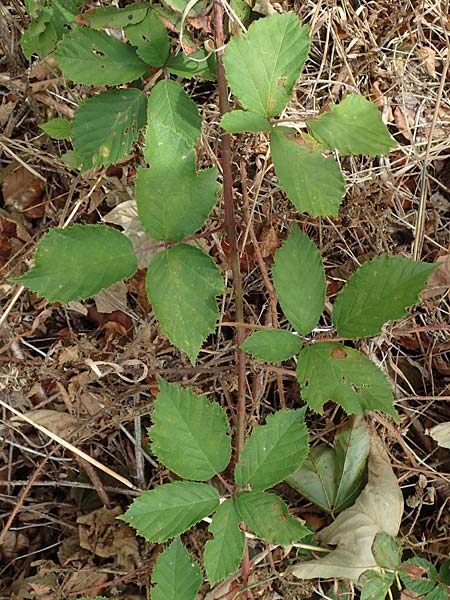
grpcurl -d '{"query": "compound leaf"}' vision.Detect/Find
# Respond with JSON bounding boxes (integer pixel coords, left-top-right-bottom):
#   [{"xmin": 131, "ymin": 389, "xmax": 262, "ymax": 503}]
[
  {"xmin": 241, "ymin": 329, "xmax": 302, "ymax": 363},
  {"xmin": 220, "ymin": 110, "xmax": 271, "ymax": 133},
  {"xmin": 359, "ymin": 570, "xmax": 394, "ymax": 600},
  {"xmin": 333, "ymin": 255, "xmax": 438, "ymax": 338},
  {"xmin": 15, "ymin": 225, "xmax": 137, "ymax": 303},
  {"xmin": 39, "ymin": 117, "xmax": 71, "ymax": 139},
  {"xmin": 54, "ymin": 29, "xmax": 146, "ymax": 85},
  {"xmin": 150, "ymin": 378, "xmax": 231, "ymax": 480},
  {"xmin": 120, "ymin": 481, "xmax": 219, "ymax": 543},
  {"xmin": 286, "ymin": 417, "xmax": 369, "ymax": 514},
  {"xmin": 307, "ymin": 94, "xmax": 396, "ymax": 156},
  {"xmin": 204, "ymin": 499, "xmax": 245, "ymax": 586},
  {"xmin": 235, "ymin": 491, "xmax": 310, "ymax": 545},
  {"xmin": 223, "ymin": 13, "xmax": 310, "ymax": 117},
  {"xmin": 145, "ymin": 79, "xmax": 201, "ymax": 160},
  {"xmin": 72, "ymin": 88, "xmax": 147, "ymax": 170},
  {"xmin": 152, "ymin": 539, "xmax": 202, "ymax": 600},
  {"xmin": 78, "ymin": 4, "xmax": 148, "ymax": 28},
  {"xmin": 234, "ymin": 409, "xmax": 309, "ymax": 491},
  {"xmin": 272, "ymin": 224, "xmax": 326, "ymax": 335},
  {"xmin": 296, "ymin": 342, "xmax": 398, "ymax": 418},
  {"xmin": 146, "ymin": 244, "xmax": 224, "ymax": 364},
  {"xmin": 125, "ymin": 9, "xmax": 170, "ymax": 66},
  {"xmin": 270, "ymin": 128, "xmax": 345, "ymax": 217}
]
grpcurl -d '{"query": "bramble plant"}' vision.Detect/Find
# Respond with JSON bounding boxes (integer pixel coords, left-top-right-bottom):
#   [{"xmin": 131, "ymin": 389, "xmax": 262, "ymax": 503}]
[{"xmin": 17, "ymin": 2, "xmax": 441, "ymax": 598}]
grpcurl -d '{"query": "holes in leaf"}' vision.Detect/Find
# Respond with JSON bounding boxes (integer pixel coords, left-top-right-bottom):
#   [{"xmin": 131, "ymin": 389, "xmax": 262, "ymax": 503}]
[
  {"xmin": 92, "ymin": 48, "xmax": 106, "ymax": 57},
  {"xmin": 341, "ymin": 376, "xmax": 346, "ymax": 384}
]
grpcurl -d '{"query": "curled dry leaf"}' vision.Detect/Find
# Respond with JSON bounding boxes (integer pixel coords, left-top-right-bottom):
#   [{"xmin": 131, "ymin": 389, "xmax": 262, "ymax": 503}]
[
  {"xmin": 77, "ymin": 506, "xmax": 140, "ymax": 570},
  {"xmin": 428, "ymin": 422, "xmax": 450, "ymax": 449},
  {"xmin": 2, "ymin": 166, "xmax": 46, "ymax": 218},
  {"xmin": 290, "ymin": 434, "xmax": 403, "ymax": 582},
  {"xmin": 102, "ymin": 199, "xmax": 163, "ymax": 268},
  {"xmin": 16, "ymin": 409, "xmax": 80, "ymax": 438},
  {"xmin": 421, "ymin": 253, "xmax": 450, "ymax": 299}
]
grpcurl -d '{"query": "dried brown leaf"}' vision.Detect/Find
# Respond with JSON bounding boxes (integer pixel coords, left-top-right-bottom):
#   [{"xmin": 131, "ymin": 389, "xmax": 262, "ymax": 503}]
[{"xmin": 290, "ymin": 434, "xmax": 403, "ymax": 582}]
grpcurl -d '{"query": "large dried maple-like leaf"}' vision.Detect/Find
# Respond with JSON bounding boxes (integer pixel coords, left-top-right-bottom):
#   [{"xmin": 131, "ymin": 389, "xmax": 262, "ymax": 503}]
[{"xmin": 290, "ymin": 434, "xmax": 403, "ymax": 582}]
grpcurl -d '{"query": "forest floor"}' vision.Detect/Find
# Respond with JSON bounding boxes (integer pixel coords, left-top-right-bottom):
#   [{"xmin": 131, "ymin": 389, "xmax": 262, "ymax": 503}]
[{"xmin": 1, "ymin": 0, "xmax": 450, "ymax": 599}]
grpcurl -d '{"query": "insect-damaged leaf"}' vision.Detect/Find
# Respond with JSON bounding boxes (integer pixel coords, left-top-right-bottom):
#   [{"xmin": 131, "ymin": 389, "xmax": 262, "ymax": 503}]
[
  {"xmin": 54, "ymin": 29, "xmax": 146, "ymax": 85},
  {"xmin": 270, "ymin": 128, "xmax": 345, "ymax": 217},
  {"xmin": 72, "ymin": 89, "xmax": 147, "ymax": 170},
  {"xmin": 296, "ymin": 342, "xmax": 399, "ymax": 418}
]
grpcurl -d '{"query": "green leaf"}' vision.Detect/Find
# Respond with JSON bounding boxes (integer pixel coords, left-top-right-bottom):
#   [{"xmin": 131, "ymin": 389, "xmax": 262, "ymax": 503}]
[
  {"xmin": 241, "ymin": 329, "xmax": 302, "ymax": 363},
  {"xmin": 136, "ymin": 135, "xmax": 219, "ymax": 241},
  {"xmin": 162, "ymin": 0, "xmax": 202, "ymax": 16},
  {"xmin": 39, "ymin": 117, "xmax": 71, "ymax": 140},
  {"xmin": 145, "ymin": 80, "xmax": 201, "ymax": 159},
  {"xmin": 21, "ymin": 1, "xmax": 81, "ymax": 58},
  {"xmin": 146, "ymin": 245, "xmax": 224, "ymax": 364},
  {"xmin": 296, "ymin": 342, "xmax": 398, "ymax": 418},
  {"xmin": 439, "ymin": 559, "xmax": 450, "ymax": 585},
  {"xmin": 125, "ymin": 9, "xmax": 170, "ymax": 67},
  {"xmin": 72, "ymin": 89, "xmax": 147, "ymax": 170},
  {"xmin": 359, "ymin": 570, "xmax": 394, "ymax": 600},
  {"xmin": 21, "ymin": 9, "xmax": 57, "ymax": 59},
  {"xmin": 307, "ymin": 94, "xmax": 396, "ymax": 156},
  {"xmin": 270, "ymin": 128, "xmax": 345, "ymax": 217},
  {"xmin": 223, "ymin": 13, "xmax": 310, "ymax": 117},
  {"xmin": 235, "ymin": 491, "xmax": 310, "ymax": 545},
  {"xmin": 150, "ymin": 378, "xmax": 231, "ymax": 480},
  {"xmin": 167, "ymin": 50, "xmax": 216, "ymax": 80},
  {"xmin": 220, "ymin": 111, "xmax": 271, "ymax": 133},
  {"xmin": 79, "ymin": 4, "xmax": 148, "ymax": 29},
  {"xmin": 333, "ymin": 255, "xmax": 437, "ymax": 338},
  {"xmin": 120, "ymin": 481, "xmax": 219, "ymax": 543},
  {"xmin": 285, "ymin": 417, "xmax": 370, "ymax": 513},
  {"xmin": 372, "ymin": 533, "xmax": 402, "ymax": 570},
  {"xmin": 151, "ymin": 539, "xmax": 202, "ymax": 600},
  {"xmin": 424, "ymin": 586, "xmax": 449, "ymax": 600},
  {"xmin": 399, "ymin": 558, "xmax": 437, "ymax": 594},
  {"xmin": 54, "ymin": 29, "xmax": 146, "ymax": 85},
  {"xmin": 234, "ymin": 409, "xmax": 309, "ymax": 491},
  {"xmin": 272, "ymin": 224, "xmax": 326, "ymax": 334},
  {"xmin": 15, "ymin": 225, "xmax": 137, "ymax": 303},
  {"xmin": 204, "ymin": 499, "xmax": 245, "ymax": 586}
]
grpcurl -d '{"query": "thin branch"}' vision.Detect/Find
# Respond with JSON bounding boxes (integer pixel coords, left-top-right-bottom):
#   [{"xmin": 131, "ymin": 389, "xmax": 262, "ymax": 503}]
[{"xmin": 213, "ymin": 0, "xmax": 247, "ymax": 460}]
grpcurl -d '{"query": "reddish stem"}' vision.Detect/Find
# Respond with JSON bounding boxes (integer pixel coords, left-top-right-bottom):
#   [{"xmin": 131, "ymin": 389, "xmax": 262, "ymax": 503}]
[{"xmin": 213, "ymin": 0, "xmax": 247, "ymax": 460}]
